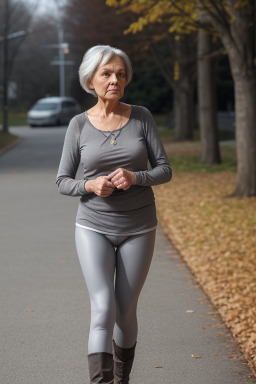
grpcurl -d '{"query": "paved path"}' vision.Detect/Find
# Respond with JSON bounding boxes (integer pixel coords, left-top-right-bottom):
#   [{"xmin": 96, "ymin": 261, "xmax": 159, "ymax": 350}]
[{"xmin": 1, "ymin": 126, "xmax": 255, "ymax": 384}]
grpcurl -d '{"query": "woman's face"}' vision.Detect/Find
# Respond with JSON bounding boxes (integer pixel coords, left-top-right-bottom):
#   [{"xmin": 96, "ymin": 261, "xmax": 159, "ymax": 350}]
[{"xmin": 88, "ymin": 55, "xmax": 127, "ymax": 101}]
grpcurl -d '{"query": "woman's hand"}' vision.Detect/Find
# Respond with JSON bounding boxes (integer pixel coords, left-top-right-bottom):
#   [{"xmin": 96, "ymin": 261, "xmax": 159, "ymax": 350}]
[
  {"xmin": 107, "ymin": 168, "xmax": 136, "ymax": 191},
  {"xmin": 85, "ymin": 176, "xmax": 115, "ymax": 197}
]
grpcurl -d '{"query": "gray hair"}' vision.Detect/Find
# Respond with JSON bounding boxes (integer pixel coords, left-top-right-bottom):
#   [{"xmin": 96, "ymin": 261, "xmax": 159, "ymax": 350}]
[{"xmin": 79, "ymin": 45, "xmax": 133, "ymax": 97}]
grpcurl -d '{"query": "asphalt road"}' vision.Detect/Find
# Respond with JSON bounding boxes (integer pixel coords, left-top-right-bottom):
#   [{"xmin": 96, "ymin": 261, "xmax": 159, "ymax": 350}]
[{"xmin": 1, "ymin": 126, "xmax": 255, "ymax": 384}]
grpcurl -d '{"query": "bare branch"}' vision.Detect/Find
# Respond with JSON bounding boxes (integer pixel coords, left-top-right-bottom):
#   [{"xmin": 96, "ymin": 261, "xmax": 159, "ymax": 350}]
[{"xmin": 149, "ymin": 44, "xmax": 174, "ymax": 87}]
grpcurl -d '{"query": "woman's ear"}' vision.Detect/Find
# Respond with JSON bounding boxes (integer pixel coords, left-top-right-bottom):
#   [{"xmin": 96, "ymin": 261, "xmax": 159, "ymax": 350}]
[{"xmin": 87, "ymin": 80, "xmax": 94, "ymax": 90}]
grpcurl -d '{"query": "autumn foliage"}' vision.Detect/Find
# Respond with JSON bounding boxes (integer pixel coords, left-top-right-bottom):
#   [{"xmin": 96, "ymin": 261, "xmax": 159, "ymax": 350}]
[
  {"xmin": 106, "ymin": 0, "xmax": 256, "ymax": 196},
  {"xmin": 154, "ymin": 142, "xmax": 256, "ymax": 375}
]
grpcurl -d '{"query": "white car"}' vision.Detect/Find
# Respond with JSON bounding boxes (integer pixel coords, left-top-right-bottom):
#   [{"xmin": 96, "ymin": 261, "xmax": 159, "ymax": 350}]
[{"xmin": 27, "ymin": 97, "xmax": 80, "ymax": 127}]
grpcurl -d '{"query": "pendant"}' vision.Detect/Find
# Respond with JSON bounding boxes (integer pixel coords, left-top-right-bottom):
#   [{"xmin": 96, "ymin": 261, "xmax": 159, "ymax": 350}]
[{"xmin": 110, "ymin": 138, "xmax": 117, "ymax": 145}]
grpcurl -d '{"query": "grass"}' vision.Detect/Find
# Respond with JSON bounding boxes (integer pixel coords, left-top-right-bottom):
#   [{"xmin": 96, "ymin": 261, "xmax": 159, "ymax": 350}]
[
  {"xmin": 0, "ymin": 132, "xmax": 20, "ymax": 151},
  {"xmin": 0, "ymin": 111, "xmax": 27, "ymax": 127},
  {"xmin": 170, "ymin": 154, "xmax": 236, "ymax": 173},
  {"xmin": 154, "ymin": 113, "xmax": 235, "ymax": 142},
  {"xmin": 158, "ymin": 124, "xmax": 237, "ymax": 173},
  {"xmin": 155, "ymin": 111, "xmax": 236, "ymax": 174},
  {"xmin": 169, "ymin": 141, "xmax": 237, "ymax": 173}
]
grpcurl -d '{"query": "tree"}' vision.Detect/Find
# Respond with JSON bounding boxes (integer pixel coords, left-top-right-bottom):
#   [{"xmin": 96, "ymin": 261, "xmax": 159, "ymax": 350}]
[
  {"xmin": 204, "ymin": 1, "xmax": 256, "ymax": 195},
  {"xmin": 105, "ymin": 1, "xmax": 204, "ymax": 141},
  {"xmin": 173, "ymin": 35, "xmax": 196, "ymax": 140},
  {"xmin": 62, "ymin": 0, "xmax": 138, "ymax": 55},
  {"xmin": 62, "ymin": 0, "xmax": 175, "ymax": 113},
  {"xmin": 144, "ymin": 33, "xmax": 197, "ymax": 140},
  {"xmin": 106, "ymin": 0, "xmax": 256, "ymax": 197},
  {"xmin": 61, "ymin": 0, "xmax": 140, "ymax": 107},
  {"xmin": 197, "ymin": 14, "xmax": 221, "ymax": 163},
  {"xmin": 0, "ymin": 0, "xmax": 40, "ymax": 133},
  {"xmin": 11, "ymin": 17, "xmax": 65, "ymax": 109}
]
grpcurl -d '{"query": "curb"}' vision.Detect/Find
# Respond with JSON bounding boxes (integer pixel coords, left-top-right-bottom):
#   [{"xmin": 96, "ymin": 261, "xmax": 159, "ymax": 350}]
[{"xmin": 0, "ymin": 136, "xmax": 22, "ymax": 157}]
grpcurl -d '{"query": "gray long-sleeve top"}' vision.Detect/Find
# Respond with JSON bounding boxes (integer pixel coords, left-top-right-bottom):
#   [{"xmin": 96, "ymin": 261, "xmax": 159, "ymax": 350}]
[{"xmin": 56, "ymin": 105, "xmax": 172, "ymax": 234}]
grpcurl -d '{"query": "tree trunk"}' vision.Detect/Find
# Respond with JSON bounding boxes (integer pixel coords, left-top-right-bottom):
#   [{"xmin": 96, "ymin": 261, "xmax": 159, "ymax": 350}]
[
  {"xmin": 232, "ymin": 75, "xmax": 256, "ymax": 196},
  {"xmin": 2, "ymin": 0, "xmax": 9, "ymax": 133},
  {"xmin": 197, "ymin": 30, "xmax": 221, "ymax": 163},
  {"xmin": 174, "ymin": 81, "xmax": 194, "ymax": 141},
  {"xmin": 174, "ymin": 37, "xmax": 195, "ymax": 141},
  {"xmin": 205, "ymin": 2, "xmax": 256, "ymax": 195},
  {"xmin": 214, "ymin": 17, "xmax": 256, "ymax": 196}
]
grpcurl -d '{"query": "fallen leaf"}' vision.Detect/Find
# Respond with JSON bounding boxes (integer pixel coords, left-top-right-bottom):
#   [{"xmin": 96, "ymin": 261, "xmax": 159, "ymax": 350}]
[
  {"xmin": 154, "ymin": 169, "xmax": 256, "ymax": 375},
  {"xmin": 228, "ymin": 355, "xmax": 240, "ymax": 360}
]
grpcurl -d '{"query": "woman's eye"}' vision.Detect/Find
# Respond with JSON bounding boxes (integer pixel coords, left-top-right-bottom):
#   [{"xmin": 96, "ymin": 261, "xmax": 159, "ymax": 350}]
[
  {"xmin": 102, "ymin": 72, "xmax": 109, "ymax": 77},
  {"xmin": 118, "ymin": 73, "xmax": 125, "ymax": 78}
]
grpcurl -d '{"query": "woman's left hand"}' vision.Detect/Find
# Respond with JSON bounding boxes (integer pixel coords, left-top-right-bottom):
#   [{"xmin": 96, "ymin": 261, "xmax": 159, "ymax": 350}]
[{"xmin": 107, "ymin": 168, "xmax": 136, "ymax": 191}]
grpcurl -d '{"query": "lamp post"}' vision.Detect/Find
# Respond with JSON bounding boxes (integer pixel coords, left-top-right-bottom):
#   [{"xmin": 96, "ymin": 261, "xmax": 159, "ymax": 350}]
[
  {"xmin": 59, "ymin": 29, "xmax": 65, "ymax": 97},
  {"xmin": 44, "ymin": 28, "xmax": 74, "ymax": 97}
]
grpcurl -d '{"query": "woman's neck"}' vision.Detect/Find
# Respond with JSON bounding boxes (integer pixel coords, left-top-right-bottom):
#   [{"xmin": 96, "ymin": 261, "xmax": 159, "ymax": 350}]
[
  {"xmin": 86, "ymin": 101, "xmax": 131, "ymax": 131},
  {"xmin": 93, "ymin": 100, "xmax": 122, "ymax": 118}
]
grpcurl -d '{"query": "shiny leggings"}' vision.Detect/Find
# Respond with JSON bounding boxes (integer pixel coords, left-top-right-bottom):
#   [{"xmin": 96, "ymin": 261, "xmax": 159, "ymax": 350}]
[{"xmin": 75, "ymin": 227, "xmax": 156, "ymax": 354}]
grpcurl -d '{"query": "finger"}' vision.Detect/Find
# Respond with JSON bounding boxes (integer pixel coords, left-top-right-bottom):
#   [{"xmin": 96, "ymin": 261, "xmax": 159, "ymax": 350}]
[
  {"xmin": 111, "ymin": 173, "xmax": 126, "ymax": 185},
  {"xmin": 107, "ymin": 168, "xmax": 124, "ymax": 180},
  {"xmin": 105, "ymin": 181, "xmax": 116, "ymax": 189},
  {"xmin": 110, "ymin": 172, "xmax": 122, "ymax": 182},
  {"xmin": 112, "ymin": 179, "xmax": 126, "ymax": 188},
  {"xmin": 107, "ymin": 169, "xmax": 120, "ymax": 179},
  {"xmin": 97, "ymin": 186, "xmax": 115, "ymax": 195},
  {"xmin": 113, "ymin": 176, "xmax": 125, "ymax": 184},
  {"xmin": 102, "ymin": 186, "xmax": 115, "ymax": 195},
  {"xmin": 100, "ymin": 179, "xmax": 115, "ymax": 188},
  {"xmin": 115, "ymin": 179, "xmax": 129, "ymax": 189},
  {"xmin": 100, "ymin": 187, "xmax": 115, "ymax": 195}
]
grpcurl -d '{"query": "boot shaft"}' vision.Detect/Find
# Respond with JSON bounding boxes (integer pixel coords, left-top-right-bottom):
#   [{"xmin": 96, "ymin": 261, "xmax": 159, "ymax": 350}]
[
  {"xmin": 112, "ymin": 340, "xmax": 136, "ymax": 384},
  {"xmin": 88, "ymin": 352, "xmax": 114, "ymax": 384}
]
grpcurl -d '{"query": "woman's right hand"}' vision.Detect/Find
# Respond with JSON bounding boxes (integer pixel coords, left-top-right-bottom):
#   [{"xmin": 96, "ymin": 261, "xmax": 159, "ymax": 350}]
[{"xmin": 85, "ymin": 176, "xmax": 115, "ymax": 197}]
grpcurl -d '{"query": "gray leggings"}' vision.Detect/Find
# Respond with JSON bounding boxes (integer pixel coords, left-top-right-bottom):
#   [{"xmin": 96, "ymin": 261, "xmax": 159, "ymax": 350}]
[{"xmin": 75, "ymin": 227, "xmax": 156, "ymax": 354}]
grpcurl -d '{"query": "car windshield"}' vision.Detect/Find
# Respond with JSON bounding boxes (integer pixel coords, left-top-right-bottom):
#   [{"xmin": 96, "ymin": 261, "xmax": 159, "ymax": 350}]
[{"xmin": 32, "ymin": 102, "xmax": 59, "ymax": 111}]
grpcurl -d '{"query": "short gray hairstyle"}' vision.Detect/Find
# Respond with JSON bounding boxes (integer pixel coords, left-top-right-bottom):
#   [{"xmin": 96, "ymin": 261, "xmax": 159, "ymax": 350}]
[{"xmin": 79, "ymin": 45, "xmax": 133, "ymax": 97}]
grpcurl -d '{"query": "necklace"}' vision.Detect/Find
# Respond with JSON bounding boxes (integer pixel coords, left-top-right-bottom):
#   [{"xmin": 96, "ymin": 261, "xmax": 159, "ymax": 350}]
[
  {"xmin": 99, "ymin": 114, "xmax": 124, "ymax": 146},
  {"xmin": 100, "ymin": 114, "xmax": 123, "ymax": 132},
  {"xmin": 98, "ymin": 129, "xmax": 123, "ymax": 146}
]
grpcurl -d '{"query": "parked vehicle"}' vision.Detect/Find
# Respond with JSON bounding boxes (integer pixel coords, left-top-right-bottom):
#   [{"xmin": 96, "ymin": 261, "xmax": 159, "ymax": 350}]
[{"xmin": 27, "ymin": 97, "xmax": 80, "ymax": 127}]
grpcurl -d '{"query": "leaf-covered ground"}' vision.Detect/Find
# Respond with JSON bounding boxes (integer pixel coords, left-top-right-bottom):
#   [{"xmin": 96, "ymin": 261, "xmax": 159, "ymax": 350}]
[{"xmin": 154, "ymin": 143, "xmax": 256, "ymax": 375}]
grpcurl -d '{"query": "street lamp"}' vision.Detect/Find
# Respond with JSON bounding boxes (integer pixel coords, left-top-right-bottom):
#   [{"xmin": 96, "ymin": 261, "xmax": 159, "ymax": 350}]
[{"xmin": 43, "ymin": 28, "xmax": 74, "ymax": 97}]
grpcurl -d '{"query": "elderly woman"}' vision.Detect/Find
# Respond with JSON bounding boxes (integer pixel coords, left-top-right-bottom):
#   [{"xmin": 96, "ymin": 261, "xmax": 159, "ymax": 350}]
[{"xmin": 56, "ymin": 45, "xmax": 172, "ymax": 384}]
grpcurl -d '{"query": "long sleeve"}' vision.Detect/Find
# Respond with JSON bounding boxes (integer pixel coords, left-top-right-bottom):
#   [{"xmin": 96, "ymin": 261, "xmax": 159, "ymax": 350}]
[
  {"xmin": 134, "ymin": 107, "xmax": 172, "ymax": 186},
  {"xmin": 56, "ymin": 116, "xmax": 89, "ymax": 196}
]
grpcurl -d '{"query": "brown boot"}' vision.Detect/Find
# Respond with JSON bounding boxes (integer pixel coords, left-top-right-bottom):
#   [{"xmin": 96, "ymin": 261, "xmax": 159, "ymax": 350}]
[
  {"xmin": 88, "ymin": 352, "xmax": 114, "ymax": 384},
  {"xmin": 112, "ymin": 340, "xmax": 136, "ymax": 384}
]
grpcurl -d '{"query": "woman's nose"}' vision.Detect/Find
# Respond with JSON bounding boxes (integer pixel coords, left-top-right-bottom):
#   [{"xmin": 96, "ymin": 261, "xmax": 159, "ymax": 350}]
[{"xmin": 109, "ymin": 73, "xmax": 118, "ymax": 83}]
